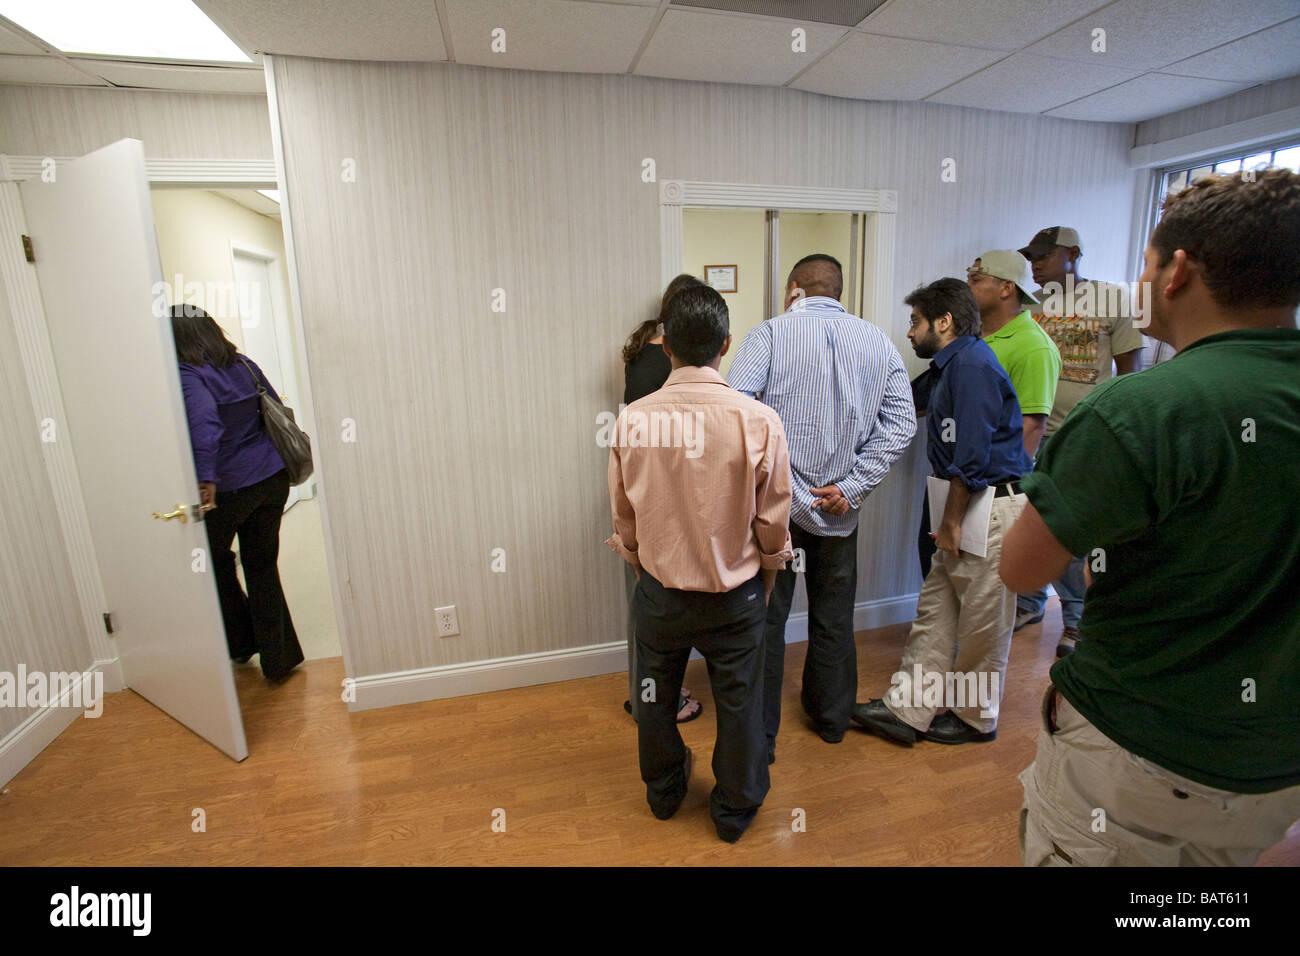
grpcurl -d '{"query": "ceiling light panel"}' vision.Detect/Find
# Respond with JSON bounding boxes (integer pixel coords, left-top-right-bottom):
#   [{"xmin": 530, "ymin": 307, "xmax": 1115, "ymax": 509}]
[
  {"xmin": 0, "ymin": 0, "xmax": 250, "ymax": 62},
  {"xmin": 672, "ymin": 0, "xmax": 889, "ymax": 27}
]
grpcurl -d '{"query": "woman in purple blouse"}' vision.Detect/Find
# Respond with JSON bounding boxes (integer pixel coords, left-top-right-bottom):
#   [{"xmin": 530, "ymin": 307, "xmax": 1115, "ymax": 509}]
[{"xmin": 172, "ymin": 305, "xmax": 303, "ymax": 682}]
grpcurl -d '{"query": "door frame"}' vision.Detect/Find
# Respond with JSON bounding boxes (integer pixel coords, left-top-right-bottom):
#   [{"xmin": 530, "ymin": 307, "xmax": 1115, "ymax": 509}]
[
  {"xmin": 0, "ymin": 151, "xmax": 349, "ymax": 697},
  {"xmin": 659, "ymin": 180, "xmax": 898, "ymax": 335},
  {"xmin": 228, "ymin": 238, "xmax": 313, "ymax": 507}
]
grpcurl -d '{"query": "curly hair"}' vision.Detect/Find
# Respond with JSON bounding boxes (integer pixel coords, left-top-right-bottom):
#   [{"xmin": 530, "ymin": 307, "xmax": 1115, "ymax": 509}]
[
  {"xmin": 622, "ymin": 273, "xmax": 704, "ymax": 364},
  {"xmin": 1151, "ymin": 167, "xmax": 1300, "ymax": 310}
]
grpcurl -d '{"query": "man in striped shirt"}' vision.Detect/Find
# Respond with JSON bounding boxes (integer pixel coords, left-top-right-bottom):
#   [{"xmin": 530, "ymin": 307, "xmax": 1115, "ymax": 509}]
[{"xmin": 729, "ymin": 254, "xmax": 916, "ymax": 758}]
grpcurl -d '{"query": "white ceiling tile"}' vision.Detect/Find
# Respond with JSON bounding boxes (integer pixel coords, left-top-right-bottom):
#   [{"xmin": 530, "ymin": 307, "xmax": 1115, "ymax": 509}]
[
  {"xmin": 1023, "ymin": 0, "xmax": 1300, "ymax": 71},
  {"xmin": 636, "ymin": 9, "xmax": 844, "ymax": 86},
  {"xmin": 0, "ymin": 54, "xmax": 105, "ymax": 85},
  {"xmin": 792, "ymin": 33, "xmax": 1006, "ymax": 101},
  {"xmin": 0, "ymin": 22, "xmax": 50, "ymax": 55},
  {"xmin": 926, "ymin": 51, "xmax": 1140, "ymax": 113},
  {"xmin": 858, "ymin": 0, "xmax": 1111, "ymax": 50},
  {"xmin": 211, "ymin": 188, "xmax": 281, "ymax": 218},
  {"xmin": 444, "ymin": 0, "xmax": 657, "ymax": 72},
  {"xmin": 78, "ymin": 59, "xmax": 267, "ymax": 93},
  {"xmin": 1161, "ymin": 17, "xmax": 1300, "ymax": 83},
  {"xmin": 1044, "ymin": 71, "xmax": 1250, "ymax": 121},
  {"xmin": 194, "ymin": 0, "xmax": 446, "ymax": 60}
]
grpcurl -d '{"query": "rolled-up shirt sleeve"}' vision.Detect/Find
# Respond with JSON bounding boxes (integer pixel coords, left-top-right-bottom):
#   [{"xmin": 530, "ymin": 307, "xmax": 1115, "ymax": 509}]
[
  {"xmin": 179, "ymin": 366, "xmax": 223, "ymax": 485},
  {"xmin": 754, "ymin": 417, "xmax": 794, "ymax": 568},
  {"xmin": 605, "ymin": 425, "xmax": 640, "ymax": 567},
  {"xmin": 942, "ymin": 361, "xmax": 1000, "ymax": 492}
]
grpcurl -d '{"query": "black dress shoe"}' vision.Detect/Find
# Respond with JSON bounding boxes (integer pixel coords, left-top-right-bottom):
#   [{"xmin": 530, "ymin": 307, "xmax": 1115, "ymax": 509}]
[
  {"xmin": 716, "ymin": 821, "xmax": 747, "ymax": 844},
  {"xmin": 849, "ymin": 699, "xmax": 917, "ymax": 746},
  {"xmin": 919, "ymin": 711, "xmax": 997, "ymax": 745},
  {"xmin": 651, "ymin": 747, "xmax": 692, "ymax": 821}
]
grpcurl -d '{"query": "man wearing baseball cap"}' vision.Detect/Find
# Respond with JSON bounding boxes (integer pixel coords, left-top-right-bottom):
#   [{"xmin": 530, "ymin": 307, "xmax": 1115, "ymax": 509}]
[
  {"xmin": 1015, "ymin": 227, "xmax": 1145, "ymax": 655},
  {"xmin": 966, "ymin": 251, "xmax": 1060, "ymax": 463}
]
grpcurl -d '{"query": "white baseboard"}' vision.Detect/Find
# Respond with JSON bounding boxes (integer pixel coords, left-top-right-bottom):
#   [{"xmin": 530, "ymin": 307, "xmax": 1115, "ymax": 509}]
[
  {"xmin": 349, "ymin": 593, "xmax": 918, "ymax": 712},
  {"xmin": 0, "ymin": 661, "xmax": 117, "ymax": 788}
]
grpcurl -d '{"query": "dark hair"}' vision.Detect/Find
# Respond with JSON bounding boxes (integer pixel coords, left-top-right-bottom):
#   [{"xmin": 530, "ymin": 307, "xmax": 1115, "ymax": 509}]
[
  {"xmin": 663, "ymin": 285, "xmax": 729, "ymax": 367},
  {"xmin": 170, "ymin": 304, "xmax": 239, "ymax": 367},
  {"xmin": 1151, "ymin": 167, "xmax": 1300, "ymax": 310},
  {"xmin": 789, "ymin": 253, "xmax": 843, "ymax": 299},
  {"xmin": 622, "ymin": 273, "xmax": 704, "ymax": 363},
  {"xmin": 904, "ymin": 278, "xmax": 981, "ymax": 337}
]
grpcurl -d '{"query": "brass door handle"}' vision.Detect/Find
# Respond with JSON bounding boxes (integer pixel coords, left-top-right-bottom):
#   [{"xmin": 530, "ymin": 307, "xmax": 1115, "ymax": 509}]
[
  {"xmin": 153, "ymin": 504, "xmax": 188, "ymax": 523},
  {"xmin": 153, "ymin": 503, "xmax": 217, "ymax": 523}
]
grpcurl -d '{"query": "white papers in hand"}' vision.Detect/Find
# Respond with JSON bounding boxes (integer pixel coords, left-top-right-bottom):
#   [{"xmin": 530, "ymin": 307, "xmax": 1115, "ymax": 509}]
[{"xmin": 927, "ymin": 477, "xmax": 995, "ymax": 559}]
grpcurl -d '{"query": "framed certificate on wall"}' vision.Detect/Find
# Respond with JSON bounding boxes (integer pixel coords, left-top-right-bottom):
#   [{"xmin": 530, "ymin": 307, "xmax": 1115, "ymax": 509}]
[{"xmin": 704, "ymin": 265, "xmax": 738, "ymax": 293}]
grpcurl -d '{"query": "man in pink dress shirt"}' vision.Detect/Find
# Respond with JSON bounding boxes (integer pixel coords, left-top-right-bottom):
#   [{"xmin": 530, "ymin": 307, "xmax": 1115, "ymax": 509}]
[{"xmin": 607, "ymin": 284, "xmax": 794, "ymax": 843}]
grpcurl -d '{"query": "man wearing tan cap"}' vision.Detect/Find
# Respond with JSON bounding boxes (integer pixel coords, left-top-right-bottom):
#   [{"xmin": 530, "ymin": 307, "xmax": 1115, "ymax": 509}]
[
  {"xmin": 1015, "ymin": 227, "xmax": 1145, "ymax": 655},
  {"xmin": 966, "ymin": 250, "xmax": 1060, "ymax": 462}
]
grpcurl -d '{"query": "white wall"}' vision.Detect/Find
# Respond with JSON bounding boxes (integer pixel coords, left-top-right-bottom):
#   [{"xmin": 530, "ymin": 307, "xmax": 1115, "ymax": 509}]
[
  {"xmin": 681, "ymin": 208, "xmax": 765, "ymax": 377},
  {"xmin": 151, "ymin": 188, "xmax": 292, "ymax": 358},
  {"xmin": 0, "ymin": 85, "xmax": 272, "ymax": 159},
  {"xmin": 1135, "ymin": 74, "xmax": 1300, "ymax": 147},
  {"xmin": 268, "ymin": 57, "xmax": 1138, "ymax": 689},
  {"xmin": 0, "ymin": 267, "xmax": 93, "ymax": 742}
]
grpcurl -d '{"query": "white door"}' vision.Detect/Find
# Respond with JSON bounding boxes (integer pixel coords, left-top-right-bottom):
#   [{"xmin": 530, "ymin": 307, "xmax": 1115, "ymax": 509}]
[
  {"xmin": 20, "ymin": 139, "xmax": 247, "ymax": 761},
  {"xmin": 231, "ymin": 245, "xmax": 302, "ymax": 508}
]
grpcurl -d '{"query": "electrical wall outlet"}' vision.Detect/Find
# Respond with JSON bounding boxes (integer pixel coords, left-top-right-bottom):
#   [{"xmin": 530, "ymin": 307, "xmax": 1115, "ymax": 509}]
[{"xmin": 435, "ymin": 605, "xmax": 459, "ymax": 638}]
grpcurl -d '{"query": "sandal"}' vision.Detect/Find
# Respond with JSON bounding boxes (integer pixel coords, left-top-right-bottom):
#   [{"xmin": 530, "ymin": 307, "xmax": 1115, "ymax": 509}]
[{"xmin": 623, "ymin": 691, "xmax": 704, "ymax": 724}]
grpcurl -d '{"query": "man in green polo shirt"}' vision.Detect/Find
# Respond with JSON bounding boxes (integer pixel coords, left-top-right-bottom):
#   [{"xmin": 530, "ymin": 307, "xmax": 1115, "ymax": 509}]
[
  {"xmin": 966, "ymin": 250, "xmax": 1060, "ymax": 460},
  {"xmin": 1000, "ymin": 168, "xmax": 1300, "ymax": 866}
]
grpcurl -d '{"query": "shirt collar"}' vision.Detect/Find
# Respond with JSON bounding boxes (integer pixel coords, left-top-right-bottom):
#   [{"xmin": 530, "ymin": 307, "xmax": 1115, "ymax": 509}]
[
  {"xmin": 663, "ymin": 365, "xmax": 729, "ymax": 387},
  {"xmin": 984, "ymin": 310, "xmax": 1032, "ymax": 340},
  {"xmin": 931, "ymin": 335, "xmax": 975, "ymax": 371},
  {"xmin": 789, "ymin": 296, "xmax": 846, "ymax": 314}
]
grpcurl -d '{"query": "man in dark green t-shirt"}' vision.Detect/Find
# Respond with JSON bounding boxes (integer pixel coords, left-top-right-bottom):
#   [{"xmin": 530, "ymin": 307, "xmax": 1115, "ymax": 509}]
[{"xmin": 1000, "ymin": 168, "xmax": 1300, "ymax": 866}]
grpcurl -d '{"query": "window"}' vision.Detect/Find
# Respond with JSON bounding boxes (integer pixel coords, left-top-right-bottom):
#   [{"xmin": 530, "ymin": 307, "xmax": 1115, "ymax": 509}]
[{"xmin": 1157, "ymin": 140, "xmax": 1300, "ymax": 211}]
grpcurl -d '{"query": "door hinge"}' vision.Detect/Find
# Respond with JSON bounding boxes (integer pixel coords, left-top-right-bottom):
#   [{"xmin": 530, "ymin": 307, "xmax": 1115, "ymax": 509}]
[
  {"xmin": 102, "ymin": 612, "xmax": 114, "ymax": 635},
  {"xmin": 21, "ymin": 234, "xmax": 34, "ymax": 263}
]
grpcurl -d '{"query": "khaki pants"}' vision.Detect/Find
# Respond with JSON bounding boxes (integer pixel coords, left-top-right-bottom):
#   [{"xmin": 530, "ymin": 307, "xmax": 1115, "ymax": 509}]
[
  {"xmin": 1019, "ymin": 686, "xmax": 1300, "ymax": 866},
  {"xmin": 886, "ymin": 492, "xmax": 1023, "ymax": 734}
]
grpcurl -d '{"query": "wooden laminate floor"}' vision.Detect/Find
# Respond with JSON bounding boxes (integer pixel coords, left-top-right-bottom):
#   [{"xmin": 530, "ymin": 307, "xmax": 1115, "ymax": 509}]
[{"xmin": 2, "ymin": 604, "xmax": 1297, "ymax": 866}]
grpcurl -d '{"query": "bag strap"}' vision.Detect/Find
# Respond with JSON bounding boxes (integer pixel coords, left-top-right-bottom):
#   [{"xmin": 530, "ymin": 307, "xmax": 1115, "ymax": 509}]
[{"xmin": 238, "ymin": 356, "xmax": 268, "ymax": 397}]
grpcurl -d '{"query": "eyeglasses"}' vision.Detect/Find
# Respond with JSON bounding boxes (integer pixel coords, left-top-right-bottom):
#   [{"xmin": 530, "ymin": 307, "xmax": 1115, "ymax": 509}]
[{"xmin": 966, "ymin": 270, "xmax": 996, "ymax": 281}]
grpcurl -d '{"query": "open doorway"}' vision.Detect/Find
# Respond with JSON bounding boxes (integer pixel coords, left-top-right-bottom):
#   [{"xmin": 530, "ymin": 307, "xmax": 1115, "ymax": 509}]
[
  {"xmin": 680, "ymin": 205, "xmax": 867, "ymax": 378},
  {"xmin": 151, "ymin": 186, "xmax": 340, "ymax": 663}
]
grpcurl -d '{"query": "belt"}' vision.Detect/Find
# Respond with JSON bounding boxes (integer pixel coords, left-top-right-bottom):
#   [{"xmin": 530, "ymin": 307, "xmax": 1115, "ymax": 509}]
[{"xmin": 993, "ymin": 481, "xmax": 1022, "ymax": 498}]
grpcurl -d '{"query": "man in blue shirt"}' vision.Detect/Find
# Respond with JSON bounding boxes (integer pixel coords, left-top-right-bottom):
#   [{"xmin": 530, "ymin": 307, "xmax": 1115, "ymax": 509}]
[
  {"xmin": 853, "ymin": 278, "xmax": 1032, "ymax": 745},
  {"xmin": 729, "ymin": 254, "xmax": 916, "ymax": 758}
]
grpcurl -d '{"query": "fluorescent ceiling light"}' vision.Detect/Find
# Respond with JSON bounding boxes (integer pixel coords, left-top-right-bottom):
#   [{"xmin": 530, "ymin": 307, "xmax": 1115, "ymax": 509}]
[
  {"xmin": 0, "ymin": 0, "xmax": 251, "ymax": 62},
  {"xmin": 257, "ymin": 189, "xmax": 280, "ymax": 204}
]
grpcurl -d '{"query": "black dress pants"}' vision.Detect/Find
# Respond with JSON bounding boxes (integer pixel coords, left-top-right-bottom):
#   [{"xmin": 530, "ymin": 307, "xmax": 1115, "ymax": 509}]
[
  {"xmin": 762, "ymin": 522, "xmax": 859, "ymax": 752},
  {"xmin": 203, "ymin": 469, "xmax": 304, "ymax": 679},
  {"xmin": 634, "ymin": 571, "xmax": 769, "ymax": 837}
]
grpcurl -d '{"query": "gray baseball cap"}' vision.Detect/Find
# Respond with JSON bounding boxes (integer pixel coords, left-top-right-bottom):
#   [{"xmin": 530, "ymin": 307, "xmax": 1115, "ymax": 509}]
[
  {"xmin": 970, "ymin": 250, "xmax": 1039, "ymax": 306},
  {"xmin": 1019, "ymin": 226, "xmax": 1082, "ymax": 260}
]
